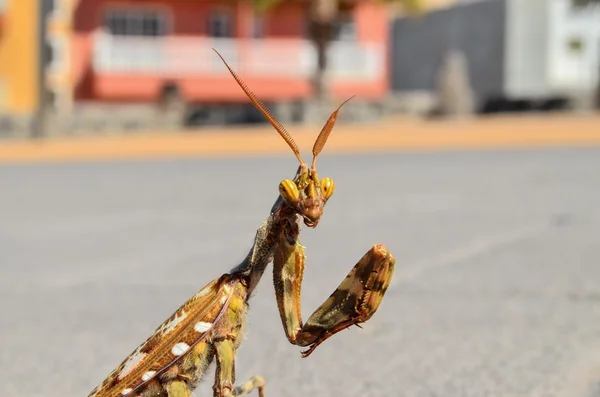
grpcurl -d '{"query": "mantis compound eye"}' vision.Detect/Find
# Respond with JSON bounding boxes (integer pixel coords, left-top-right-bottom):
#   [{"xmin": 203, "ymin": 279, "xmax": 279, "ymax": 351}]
[
  {"xmin": 279, "ymin": 179, "xmax": 300, "ymax": 205},
  {"xmin": 320, "ymin": 177, "xmax": 335, "ymax": 199}
]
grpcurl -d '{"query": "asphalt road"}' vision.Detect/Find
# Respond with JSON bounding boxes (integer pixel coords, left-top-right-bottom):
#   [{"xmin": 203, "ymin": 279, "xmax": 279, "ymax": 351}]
[{"xmin": 1, "ymin": 147, "xmax": 600, "ymax": 397}]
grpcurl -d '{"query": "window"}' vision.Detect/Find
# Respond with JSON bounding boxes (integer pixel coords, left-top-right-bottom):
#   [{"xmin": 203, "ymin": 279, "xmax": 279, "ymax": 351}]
[
  {"xmin": 47, "ymin": 0, "xmax": 66, "ymax": 21},
  {"xmin": 333, "ymin": 13, "xmax": 357, "ymax": 41},
  {"xmin": 45, "ymin": 0, "xmax": 56, "ymax": 14},
  {"xmin": 252, "ymin": 14, "xmax": 265, "ymax": 38},
  {"xmin": 47, "ymin": 35, "xmax": 66, "ymax": 72},
  {"xmin": 570, "ymin": 0, "xmax": 600, "ymax": 14},
  {"xmin": 571, "ymin": 0, "xmax": 600, "ymax": 7},
  {"xmin": 208, "ymin": 10, "xmax": 233, "ymax": 38},
  {"xmin": 45, "ymin": 89, "xmax": 57, "ymax": 112},
  {"xmin": 567, "ymin": 36, "xmax": 585, "ymax": 54},
  {"xmin": 104, "ymin": 10, "xmax": 167, "ymax": 36}
]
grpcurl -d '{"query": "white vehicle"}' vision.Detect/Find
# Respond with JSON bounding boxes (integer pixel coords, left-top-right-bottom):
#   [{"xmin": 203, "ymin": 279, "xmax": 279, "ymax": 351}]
[{"xmin": 391, "ymin": 0, "xmax": 600, "ymax": 113}]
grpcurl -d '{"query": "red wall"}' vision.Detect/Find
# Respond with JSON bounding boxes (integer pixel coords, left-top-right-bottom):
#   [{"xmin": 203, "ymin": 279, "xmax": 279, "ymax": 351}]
[{"xmin": 72, "ymin": 0, "xmax": 388, "ymax": 103}]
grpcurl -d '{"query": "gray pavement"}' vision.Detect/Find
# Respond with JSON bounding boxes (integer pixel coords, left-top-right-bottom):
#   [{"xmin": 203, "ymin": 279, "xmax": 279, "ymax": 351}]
[{"xmin": 1, "ymin": 147, "xmax": 600, "ymax": 397}]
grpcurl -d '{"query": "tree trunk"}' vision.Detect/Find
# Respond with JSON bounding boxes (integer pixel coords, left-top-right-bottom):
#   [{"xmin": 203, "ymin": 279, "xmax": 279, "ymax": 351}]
[
  {"xmin": 310, "ymin": 21, "xmax": 332, "ymax": 101},
  {"xmin": 308, "ymin": 0, "xmax": 338, "ymax": 102}
]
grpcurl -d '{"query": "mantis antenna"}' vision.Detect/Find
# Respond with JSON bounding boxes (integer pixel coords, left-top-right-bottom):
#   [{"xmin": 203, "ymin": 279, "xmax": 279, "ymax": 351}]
[
  {"xmin": 214, "ymin": 48, "xmax": 354, "ymax": 173},
  {"xmin": 213, "ymin": 48, "xmax": 305, "ymax": 167},
  {"xmin": 311, "ymin": 95, "xmax": 354, "ymax": 171}
]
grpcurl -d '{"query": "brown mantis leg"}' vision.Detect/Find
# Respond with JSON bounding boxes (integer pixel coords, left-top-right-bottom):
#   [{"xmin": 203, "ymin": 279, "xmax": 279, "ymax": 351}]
[
  {"xmin": 212, "ymin": 338, "xmax": 266, "ymax": 397},
  {"xmin": 273, "ymin": 235, "xmax": 395, "ymax": 357}
]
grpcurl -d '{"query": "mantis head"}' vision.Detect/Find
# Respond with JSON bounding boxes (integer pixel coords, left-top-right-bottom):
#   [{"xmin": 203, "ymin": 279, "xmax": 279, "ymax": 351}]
[{"xmin": 214, "ymin": 49, "xmax": 353, "ymax": 228}]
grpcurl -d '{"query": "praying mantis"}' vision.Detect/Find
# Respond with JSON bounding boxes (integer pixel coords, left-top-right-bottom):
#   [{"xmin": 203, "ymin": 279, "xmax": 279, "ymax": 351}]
[{"xmin": 87, "ymin": 49, "xmax": 395, "ymax": 397}]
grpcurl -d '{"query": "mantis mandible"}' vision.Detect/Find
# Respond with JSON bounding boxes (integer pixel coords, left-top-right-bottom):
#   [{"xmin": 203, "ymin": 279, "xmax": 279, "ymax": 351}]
[{"xmin": 87, "ymin": 49, "xmax": 395, "ymax": 397}]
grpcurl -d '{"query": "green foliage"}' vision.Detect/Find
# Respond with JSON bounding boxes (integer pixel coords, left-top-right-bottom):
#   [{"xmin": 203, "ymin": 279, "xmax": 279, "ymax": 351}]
[
  {"xmin": 251, "ymin": 0, "xmax": 284, "ymax": 14},
  {"xmin": 375, "ymin": 0, "xmax": 426, "ymax": 15},
  {"xmin": 239, "ymin": 0, "xmax": 427, "ymax": 100},
  {"xmin": 248, "ymin": 0, "xmax": 426, "ymax": 17}
]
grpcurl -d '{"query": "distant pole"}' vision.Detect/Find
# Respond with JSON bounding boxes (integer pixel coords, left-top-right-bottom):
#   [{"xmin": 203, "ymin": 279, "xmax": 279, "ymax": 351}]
[{"xmin": 32, "ymin": 0, "xmax": 52, "ymax": 139}]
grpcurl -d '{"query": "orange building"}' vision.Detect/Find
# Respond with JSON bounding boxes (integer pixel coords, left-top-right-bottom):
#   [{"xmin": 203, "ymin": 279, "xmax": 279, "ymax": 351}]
[
  {"xmin": 0, "ymin": 0, "xmax": 78, "ymax": 134},
  {"xmin": 72, "ymin": 0, "xmax": 390, "ymax": 106},
  {"xmin": 0, "ymin": 1, "xmax": 455, "ymax": 134},
  {"xmin": 0, "ymin": 0, "xmax": 40, "ymax": 122}
]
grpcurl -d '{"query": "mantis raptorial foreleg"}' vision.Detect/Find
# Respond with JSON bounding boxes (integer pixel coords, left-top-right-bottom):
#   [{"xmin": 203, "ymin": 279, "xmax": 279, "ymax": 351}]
[
  {"xmin": 273, "ymin": 224, "xmax": 395, "ymax": 357},
  {"xmin": 87, "ymin": 49, "xmax": 395, "ymax": 397}
]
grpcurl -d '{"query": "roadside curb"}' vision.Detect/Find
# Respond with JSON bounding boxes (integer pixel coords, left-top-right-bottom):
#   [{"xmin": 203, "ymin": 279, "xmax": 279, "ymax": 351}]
[{"xmin": 1, "ymin": 114, "xmax": 599, "ymax": 164}]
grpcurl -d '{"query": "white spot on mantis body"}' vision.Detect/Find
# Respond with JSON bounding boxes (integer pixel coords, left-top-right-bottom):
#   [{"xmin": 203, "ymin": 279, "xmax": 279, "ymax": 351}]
[
  {"xmin": 158, "ymin": 309, "xmax": 187, "ymax": 336},
  {"xmin": 142, "ymin": 370, "xmax": 156, "ymax": 381},
  {"xmin": 194, "ymin": 321, "xmax": 212, "ymax": 333},
  {"xmin": 172, "ymin": 342, "xmax": 190, "ymax": 356},
  {"xmin": 117, "ymin": 347, "xmax": 148, "ymax": 380},
  {"xmin": 121, "ymin": 388, "xmax": 133, "ymax": 395}
]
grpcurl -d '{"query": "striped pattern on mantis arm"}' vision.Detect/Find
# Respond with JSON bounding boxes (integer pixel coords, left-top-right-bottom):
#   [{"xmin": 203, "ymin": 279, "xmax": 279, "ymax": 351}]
[{"xmin": 87, "ymin": 49, "xmax": 396, "ymax": 397}]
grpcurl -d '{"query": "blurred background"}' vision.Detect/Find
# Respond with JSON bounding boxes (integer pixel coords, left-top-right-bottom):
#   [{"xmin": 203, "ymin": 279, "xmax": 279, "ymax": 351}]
[
  {"xmin": 0, "ymin": 0, "xmax": 598, "ymax": 136},
  {"xmin": 2, "ymin": 1, "xmax": 600, "ymax": 397}
]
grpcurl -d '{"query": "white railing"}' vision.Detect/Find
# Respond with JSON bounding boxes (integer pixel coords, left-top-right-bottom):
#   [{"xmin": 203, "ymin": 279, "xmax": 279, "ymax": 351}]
[{"xmin": 92, "ymin": 31, "xmax": 384, "ymax": 81}]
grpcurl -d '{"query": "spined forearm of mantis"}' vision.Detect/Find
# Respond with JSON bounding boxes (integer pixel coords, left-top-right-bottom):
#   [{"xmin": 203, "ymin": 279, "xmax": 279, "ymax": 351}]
[{"xmin": 87, "ymin": 50, "xmax": 396, "ymax": 397}]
